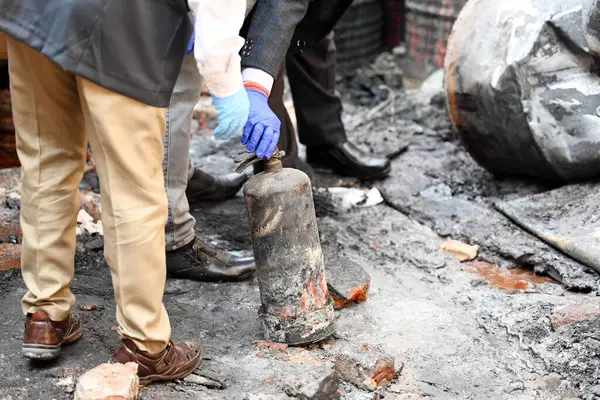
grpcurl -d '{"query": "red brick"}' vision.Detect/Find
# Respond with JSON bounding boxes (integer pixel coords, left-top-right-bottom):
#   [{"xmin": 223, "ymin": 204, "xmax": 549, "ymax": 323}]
[
  {"xmin": 551, "ymin": 300, "xmax": 600, "ymax": 329},
  {"xmin": 0, "ymin": 219, "xmax": 21, "ymax": 271},
  {"xmin": 75, "ymin": 363, "xmax": 139, "ymax": 400},
  {"xmin": 331, "ymin": 342, "xmax": 402, "ymax": 391},
  {"xmin": 0, "ymin": 243, "xmax": 20, "ymax": 271}
]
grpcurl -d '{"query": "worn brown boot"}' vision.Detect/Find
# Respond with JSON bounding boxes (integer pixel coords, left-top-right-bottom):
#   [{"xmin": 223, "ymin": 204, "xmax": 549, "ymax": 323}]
[
  {"xmin": 22, "ymin": 311, "xmax": 83, "ymax": 360},
  {"xmin": 111, "ymin": 339, "xmax": 201, "ymax": 385}
]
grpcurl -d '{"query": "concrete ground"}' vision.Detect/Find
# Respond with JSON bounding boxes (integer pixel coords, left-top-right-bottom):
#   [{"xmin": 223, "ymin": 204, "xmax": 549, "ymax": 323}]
[{"xmin": 1, "ymin": 58, "xmax": 600, "ymax": 399}]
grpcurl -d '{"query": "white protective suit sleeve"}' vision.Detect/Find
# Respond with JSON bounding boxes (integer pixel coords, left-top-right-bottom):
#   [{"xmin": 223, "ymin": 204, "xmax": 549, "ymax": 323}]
[{"xmin": 187, "ymin": 0, "xmax": 246, "ymax": 97}]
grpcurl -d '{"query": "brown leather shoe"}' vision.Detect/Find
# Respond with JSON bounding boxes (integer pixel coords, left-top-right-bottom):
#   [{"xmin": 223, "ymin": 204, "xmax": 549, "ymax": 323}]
[
  {"xmin": 22, "ymin": 311, "xmax": 82, "ymax": 360},
  {"xmin": 111, "ymin": 338, "xmax": 201, "ymax": 385}
]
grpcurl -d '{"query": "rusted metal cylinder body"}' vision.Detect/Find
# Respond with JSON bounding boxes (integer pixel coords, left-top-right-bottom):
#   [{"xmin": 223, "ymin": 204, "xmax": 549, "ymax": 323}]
[
  {"xmin": 244, "ymin": 162, "xmax": 335, "ymax": 345},
  {"xmin": 445, "ymin": 0, "xmax": 600, "ymax": 182}
]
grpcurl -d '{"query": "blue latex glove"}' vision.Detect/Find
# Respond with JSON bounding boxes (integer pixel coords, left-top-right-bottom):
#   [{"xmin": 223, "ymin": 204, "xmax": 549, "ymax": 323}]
[
  {"xmin": 242, "ymin": 89, "xmax": 281, "ymax": 159},
  {"xmin": 186, "ymin": 29, "xmax": 195, "ymax": 54},
  {"xmin": 186, "ymin": 17, "xmax": 195, "ymax": 54},
  {"xmin": 212, "ymin": 88, "xmax": 250, "ymax": 140}
]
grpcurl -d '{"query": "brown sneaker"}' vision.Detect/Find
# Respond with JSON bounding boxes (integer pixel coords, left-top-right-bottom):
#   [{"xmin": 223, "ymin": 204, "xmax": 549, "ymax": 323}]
[
  {"xmin": 111, "ymin": 338, "xmax": 201, "ymax": 385},
  {"xmin": 22, "ymin": 311, "xmax": 83, "ymax": 360}
]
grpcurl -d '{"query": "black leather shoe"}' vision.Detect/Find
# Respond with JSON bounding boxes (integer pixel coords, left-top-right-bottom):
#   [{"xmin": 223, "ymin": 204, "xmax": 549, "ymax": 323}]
[
  {"xmin": 186, "ymin": 168, "xmax": 247, "ymax": 203},
  {"xmin": 306, "ymin": 141, "xmax": 391, "ymax": 180},
  {"xmin": 166, "ymin": 238, "xmax": 255, "ymax": 282}
]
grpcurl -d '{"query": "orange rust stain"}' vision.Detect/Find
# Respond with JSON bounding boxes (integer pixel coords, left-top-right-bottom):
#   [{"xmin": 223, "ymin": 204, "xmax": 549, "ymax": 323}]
[
  {"xmin": 301, "ymin": 273, "xmax": 330, "ymax": 312},
  {"xmin": 264, "ymin": 376, "xmax": 275, "ymax": 382},
  {"xmin": 445, "ymin": 60, "xmax": 469, "ymax": 133},
  {"xmin": 331, "ymin": 284, "xmax": 370, "ymax": 309},
  {"xmin": 371, "ymin": 364, "xmax": 396, "ymax": 387},
  {"xmin": 463, "ymin": 261, "xmax": 558, "ymax": 291},
  {"xmin": 332, "ymin": 294, "xmax": 346, "ymax": 309},
  {"xmin": 252, "ymin": 340, "xmax": 288, "ymax": 352},
  {"xmin": 0, "ymin": 243, "xmax": 20, "ymax": 271},
  {"xmin": 316, "ymin": 274, "xmax": 329, "ymax": 308},
  {"xmin": 347, "ymin": 284, "xmax": 369, "ymax": 303}
]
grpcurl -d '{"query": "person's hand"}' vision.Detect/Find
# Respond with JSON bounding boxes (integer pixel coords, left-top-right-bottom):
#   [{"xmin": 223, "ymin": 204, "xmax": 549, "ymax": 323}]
[
  {"xmin": 211, "ymin": 88, "xmax": 250, "ymax": 140},
  {"xmin": 242, "ymin": 89, "xmax": 281, "ymax": 159}
]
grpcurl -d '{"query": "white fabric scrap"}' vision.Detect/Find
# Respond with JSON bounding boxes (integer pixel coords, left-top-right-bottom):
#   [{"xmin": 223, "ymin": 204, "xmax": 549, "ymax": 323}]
[
  {"xmin": 76, "ymin": 209, "xmax": 103, "ymax": 236},
  {"xmin": 326, "ymin": 187, "xmax": 384, "ymax": 211}
]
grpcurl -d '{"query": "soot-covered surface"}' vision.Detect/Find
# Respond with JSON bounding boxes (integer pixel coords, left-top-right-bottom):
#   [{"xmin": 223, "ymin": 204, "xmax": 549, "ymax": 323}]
[{"xmin": 1, "ymin": 59, "xmax": 600, "ymax": 398}]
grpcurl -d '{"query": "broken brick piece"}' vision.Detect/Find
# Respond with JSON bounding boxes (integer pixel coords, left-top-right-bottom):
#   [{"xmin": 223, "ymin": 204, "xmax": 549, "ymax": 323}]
[
  {"xmin": 80, "ymin": 190, "xmax": 102, "ymax": 222},
  {"xmin": 284, "ymin": 365, "xmax": 340, "ymax": 400},
  {"xmin": 0, "ymin": 243, "xmax": 20, "ymax": 271},
  {"xmin": 331, "ymin": 342, "xmax": 401, "ymax": 391},
  {"xmin": 441, "ymin": 239, "xmax": 478, "ymax": 262},
  {"xmin": 75, "ymin": 362, "xmax": 139, "ymax": 400},
  {"xmin": 251, "ymin": 340, "xmax": 289, "ymax": 352},
  {"xmin": 550, "ymin": 300, "xmax": 600, "ymax": 329},
  {"xmin": 252, "ymin": 340, "xmax": 290, "ymax": 361},
  {"xmin": 324, "ymin": 254, "xmax": 371, "ymax": 309}
]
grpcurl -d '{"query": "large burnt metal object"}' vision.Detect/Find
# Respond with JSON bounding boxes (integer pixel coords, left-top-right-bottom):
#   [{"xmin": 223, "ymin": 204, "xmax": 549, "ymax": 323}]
[
  {"xmin": 445, "ymin": 0, "xmax": 600, "ymax": 182},
  {"xmin": 235, "ymin": 151, "xmax": 335, "ymax": 346}
]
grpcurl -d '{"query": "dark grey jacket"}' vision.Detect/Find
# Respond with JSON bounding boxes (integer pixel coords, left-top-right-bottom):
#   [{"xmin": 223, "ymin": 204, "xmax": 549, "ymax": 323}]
[
  {"xmin": 0, "ymin": 0, "xmax": 192, "ymax": 107},
  {"xmin": 240, "ymin": 0, "xmax": 354, "ymax": 78}
]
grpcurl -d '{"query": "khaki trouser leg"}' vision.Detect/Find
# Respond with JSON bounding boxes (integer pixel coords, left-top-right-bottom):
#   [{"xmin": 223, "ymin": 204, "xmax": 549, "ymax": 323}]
[
  {"xmin": 8, "ymin": 38, "xmax": 86, "ymax": 322},
  {"xmin": 77, "ymin": 78, "xmax": 171, "ymax": 354},
  {"xmin": 9, "ymin": 38, "xmax": 171, "ymax": 354}
]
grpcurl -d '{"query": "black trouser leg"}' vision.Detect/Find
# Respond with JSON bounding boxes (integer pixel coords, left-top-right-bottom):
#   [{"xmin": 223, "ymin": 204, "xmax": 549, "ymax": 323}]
[
  {"xmin": 286, "ymin": 35, "xmax": 346, "ymax": 148},
  {"xmin": 254, "ymin": 62, "xmax": 299, "ymax": 174}
]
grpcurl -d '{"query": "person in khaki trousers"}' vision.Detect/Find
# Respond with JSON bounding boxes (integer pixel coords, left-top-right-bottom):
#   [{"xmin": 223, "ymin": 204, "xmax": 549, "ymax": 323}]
[
  {"xmin": 0, "ymin": 0, "xmax": 268, "ymax": 385},
  {"xmin": 9, "ymin": 40, "xmax": 178, "ymax": 359}
]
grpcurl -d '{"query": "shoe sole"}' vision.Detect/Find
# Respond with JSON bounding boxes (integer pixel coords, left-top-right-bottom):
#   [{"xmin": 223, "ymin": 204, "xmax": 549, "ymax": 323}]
[
  {"xmin": 138, "ymin": 353, "xmax": 202, "ymax": 386},
  {"xmin": 307, "ymin": 157, "xmax": 391, "ymax": 181},
  {"xmin": 22, "ymin": 328, "xmax": 83, "ymax": 361},
  {"xmin": 220, "ymin": 269, "xmax": 255, "ymax": 282},
  {"xmin": 167, "ymin": 269, "xmax": 255, "ymax": 283}
]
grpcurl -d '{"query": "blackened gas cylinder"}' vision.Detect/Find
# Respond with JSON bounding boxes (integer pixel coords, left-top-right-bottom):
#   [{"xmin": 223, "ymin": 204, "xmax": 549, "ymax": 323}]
[{"xmin": 236, "ymin": 150, "xmax": 335, "ymax": 345}]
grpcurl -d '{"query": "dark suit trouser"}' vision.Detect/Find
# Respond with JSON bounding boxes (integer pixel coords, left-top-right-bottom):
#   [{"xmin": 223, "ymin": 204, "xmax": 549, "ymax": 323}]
[
  {"xmin": 266, "ymin": 36, "xmax": 347, "ymax": 169},
  {"xmin": 287, "ymin": 35, "xmax": 346, "ymax": 148}
]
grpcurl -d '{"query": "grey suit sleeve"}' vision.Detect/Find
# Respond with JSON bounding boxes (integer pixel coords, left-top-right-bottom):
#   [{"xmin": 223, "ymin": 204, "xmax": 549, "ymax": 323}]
[
  {"xmin": 583, "ymin": 0, "xmax": 600, "ymax": 56},
  {"xmin": 240, "ymin": 0, "xmax": 311, "ymax": 78}
]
